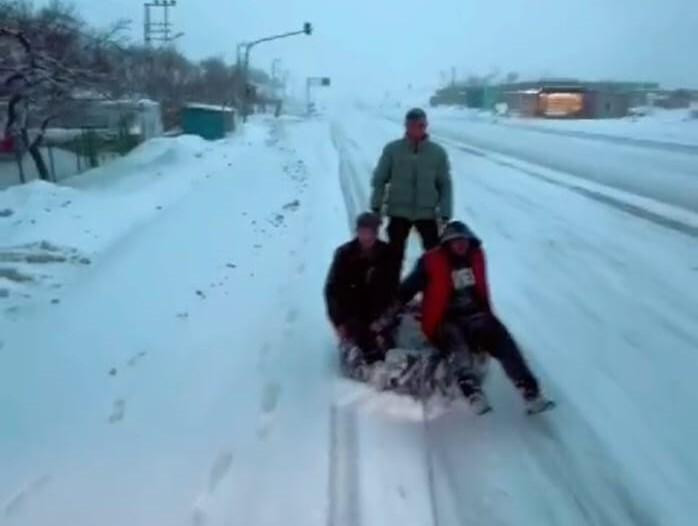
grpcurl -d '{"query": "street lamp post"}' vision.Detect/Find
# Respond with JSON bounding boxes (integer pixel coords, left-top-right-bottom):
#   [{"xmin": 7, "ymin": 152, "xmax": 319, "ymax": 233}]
[{"xmin": 239, "ymin": 22, "xmax": 313, "ymax": 122}]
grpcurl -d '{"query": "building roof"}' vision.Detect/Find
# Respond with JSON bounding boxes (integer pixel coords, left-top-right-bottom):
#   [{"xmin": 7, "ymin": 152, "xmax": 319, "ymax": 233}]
[{"xmin": 184, "ymin": 103, "xmax": 235, "ymax": 113}]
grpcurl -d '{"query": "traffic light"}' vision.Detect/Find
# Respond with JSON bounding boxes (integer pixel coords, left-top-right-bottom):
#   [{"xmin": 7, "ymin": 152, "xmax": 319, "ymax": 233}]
[{"xmin": 303, "ymin": 22, "xmax": 313, "ymax": 35}]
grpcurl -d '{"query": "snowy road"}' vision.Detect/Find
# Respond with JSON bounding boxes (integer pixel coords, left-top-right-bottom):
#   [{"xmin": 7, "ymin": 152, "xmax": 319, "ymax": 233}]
[
  {"xmin": 2, "ymin": 112, "xmax": 698, "ymax": 526},
  {"xmin": 333, "ymin": 110, "xmax": 698, "ymax": 525},
  {"xmin": 383, "ymin": 110, "xmax": 698, "ymax": 213}
]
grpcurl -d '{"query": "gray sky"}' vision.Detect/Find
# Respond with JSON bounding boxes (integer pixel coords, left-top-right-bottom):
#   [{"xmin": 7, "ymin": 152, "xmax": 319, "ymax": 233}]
[{"xmin": 62, "ymin": 0, "xmax": 698, "ymax": 96}]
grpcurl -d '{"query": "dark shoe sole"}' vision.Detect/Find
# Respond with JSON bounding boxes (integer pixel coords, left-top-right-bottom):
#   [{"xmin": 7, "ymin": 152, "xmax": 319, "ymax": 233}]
[{"xmin": 526, "ymin": 399, "xmax": 556, "ymax": 415}]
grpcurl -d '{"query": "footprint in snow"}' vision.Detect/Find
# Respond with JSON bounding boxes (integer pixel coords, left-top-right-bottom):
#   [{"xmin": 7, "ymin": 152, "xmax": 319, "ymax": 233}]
[
  {"xmin": 3, "ymin": 475, "xmax": 51, "ymax": 518},
  {"xmin": 296, "ymin": 263, "xmax": 306, "ymax": 275},
  {"xmin": 257, "ymin": 382, "xmax": 281, "ymax": 439},
  {"xmin": 196, "ymin": 290, "xmax": 206, "ymax": 299},
  {"xmin": 127, "ymin": 351, "xmax": 147, "ymax": 367},
  {"xmin": 260, "ymin": 382, "xmax": 281, "ymax": 414},
  {"xmin": 108, "ymin": 399, "xmax": 126, "ymax": 423},
  {"xmin": 257, "ymin": 342, "xmax": 271, "ymax": 372},
  {"xmin": 282, "ymin": 199, "xmax": 301, "ymax": 212},
  {"xmin": 208, "ymin": 451, "xmax": 234, "ymax": 494},
  {"xmin": 285, "ymin": 308, "xmax": 299, "ymax": 324},
  {"xmin": 191, "ymin": 504, "xmax": 208, "ymax": 526}
]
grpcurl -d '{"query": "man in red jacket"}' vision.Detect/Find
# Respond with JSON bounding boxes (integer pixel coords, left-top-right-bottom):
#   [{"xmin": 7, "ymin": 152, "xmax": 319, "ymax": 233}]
[{"xmin": 397, "ymin": 221, "xmax": 554, "ymax": 414}]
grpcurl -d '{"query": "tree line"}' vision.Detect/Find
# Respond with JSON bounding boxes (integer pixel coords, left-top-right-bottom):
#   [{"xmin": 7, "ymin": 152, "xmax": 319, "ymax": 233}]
[{"xmin": 0, "ymin": 0, "xmax": 268, "ymax": 180}]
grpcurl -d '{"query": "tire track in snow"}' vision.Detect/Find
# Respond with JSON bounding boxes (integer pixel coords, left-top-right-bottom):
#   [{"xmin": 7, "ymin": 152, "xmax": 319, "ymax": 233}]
[
  {"xmin": 327, "ymin": 403, "xmax": 361, "ymax": 526},
  {"xmin": 330, "ymin": 122, "xmax": 368, "ymax": 231}
]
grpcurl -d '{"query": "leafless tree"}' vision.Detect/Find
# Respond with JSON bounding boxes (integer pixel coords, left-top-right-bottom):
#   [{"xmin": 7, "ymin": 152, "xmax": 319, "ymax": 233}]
[{"xmin": 0, "ymin": 0, "xmax": 128, "ymax": 181}]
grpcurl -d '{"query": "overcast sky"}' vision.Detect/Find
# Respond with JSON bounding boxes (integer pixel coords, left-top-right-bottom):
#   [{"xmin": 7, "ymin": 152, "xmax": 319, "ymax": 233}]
[{"xmin": 58, "ymin": 0, "xmax": 698, "ymax": 96}]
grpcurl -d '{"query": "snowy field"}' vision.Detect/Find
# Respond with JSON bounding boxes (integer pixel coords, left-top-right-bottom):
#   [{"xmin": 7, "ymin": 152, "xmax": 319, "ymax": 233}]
[{"xmin": 2, "ymin": 110, "xmax": 698, "ymax": 525}]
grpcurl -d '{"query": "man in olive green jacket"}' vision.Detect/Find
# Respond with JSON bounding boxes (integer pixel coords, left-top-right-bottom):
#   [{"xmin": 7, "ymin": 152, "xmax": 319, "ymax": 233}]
[{"xmin": 370, "ymin": 107, "xmax": 453, "ymax": 285}]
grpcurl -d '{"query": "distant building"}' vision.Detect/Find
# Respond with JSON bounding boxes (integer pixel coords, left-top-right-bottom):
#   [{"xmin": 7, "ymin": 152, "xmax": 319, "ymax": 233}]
[
  {"xmin": 432, "ymin": 79, "xmax": 659, "ymax": 119},
  {"xmin": 652, "ymin": 90, "xmax": 693, "ymax": 109}
]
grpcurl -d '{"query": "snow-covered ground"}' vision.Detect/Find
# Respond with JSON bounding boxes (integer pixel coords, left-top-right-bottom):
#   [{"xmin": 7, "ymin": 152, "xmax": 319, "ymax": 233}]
[
  {"xmin": 1, "ymin": 116, "xmax": 348, "ymax": 525},
  {"xmin": 380, "ymin": 106, "xmax": 698, "ymax": 213},
  {"xmin": 2, "ymin": 109, "xmax": 698, "ymax": 525},
  {"xmin": 427, "ymin": 105, "xmax": 698, "ymax": 148},
  {"xmin": 332, "ymin": 109, "xmax": 698, "ymax": 525},
  {"xmin": 508, "ymin": 107, "xmax": 698, "ymax": 148}
]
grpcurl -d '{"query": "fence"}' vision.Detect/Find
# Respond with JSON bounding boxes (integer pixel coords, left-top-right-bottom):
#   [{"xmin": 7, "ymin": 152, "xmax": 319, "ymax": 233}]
[{"xmin": 0, "ymin": 128, "xmax": 141, "ymax": 189}]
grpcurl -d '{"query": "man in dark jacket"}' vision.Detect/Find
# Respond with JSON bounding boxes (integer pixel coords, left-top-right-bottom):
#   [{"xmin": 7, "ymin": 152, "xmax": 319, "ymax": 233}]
[
  {"xmin": 370, "ymin": 108, "xmax": 453, "ymax": 287},
  {"xmin": 325, "ymin": 212, "xmax": 394, "ymax": 370},
  {"xmin": 397, "ymin": 220, "xmax": 554, "ymax": 415}
]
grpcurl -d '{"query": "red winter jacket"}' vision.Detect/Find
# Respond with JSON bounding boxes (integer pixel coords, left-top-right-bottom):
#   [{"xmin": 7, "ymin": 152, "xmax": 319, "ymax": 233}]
[
  {"xmin": 0, "ymin": 135, "xmax": 14, "ymax": 153},
  {"xmin": 398, "ymin": 245, "xmax": 491, "ymax": 342}
]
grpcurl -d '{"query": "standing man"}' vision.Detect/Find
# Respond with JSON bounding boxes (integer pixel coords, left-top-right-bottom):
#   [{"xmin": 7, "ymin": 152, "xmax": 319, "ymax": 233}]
[
  {"xmin": 370, "ymin": 107, "xmax": 453, "ymax": 286},
  {"xmin": 325, "ymin": 212, "xmax": 395, "ymax": 374}
]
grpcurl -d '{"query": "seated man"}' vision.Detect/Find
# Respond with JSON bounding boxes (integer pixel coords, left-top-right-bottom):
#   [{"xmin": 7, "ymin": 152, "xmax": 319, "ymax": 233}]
[
  {"xmin": 324, "ymin": 212, "xmax": 394, "ymax": 376},
  {"xmin": 396, "ymin": 220, "xmax": 554, "ymax": 414}
]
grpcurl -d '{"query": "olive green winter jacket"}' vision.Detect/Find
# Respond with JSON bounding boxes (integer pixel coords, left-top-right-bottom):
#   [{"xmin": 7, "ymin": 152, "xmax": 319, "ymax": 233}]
[{"xmin": 370, "ymin": 136, "xmax": 453, "ymax": 221}]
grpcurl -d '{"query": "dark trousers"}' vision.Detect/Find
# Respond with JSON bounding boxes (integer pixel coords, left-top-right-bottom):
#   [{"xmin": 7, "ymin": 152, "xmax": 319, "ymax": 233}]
[
  {"xmin": 435, "ymin": 312, "xmax": 539, "ymax": 396},
  {"xmin": 387, "ymin": 217, "xmax": 440, "ymax": 285}
]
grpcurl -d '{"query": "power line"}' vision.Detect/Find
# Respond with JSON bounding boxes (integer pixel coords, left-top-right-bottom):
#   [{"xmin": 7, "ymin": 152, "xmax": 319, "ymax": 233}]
[{"xmin": 144, "ymin": 1, "xmax": 181, "ymax": 46}]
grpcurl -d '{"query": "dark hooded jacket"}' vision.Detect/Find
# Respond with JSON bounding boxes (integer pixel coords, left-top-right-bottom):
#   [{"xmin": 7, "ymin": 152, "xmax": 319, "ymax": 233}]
[{"xmin": 324, "ymin": 239, "xmax": 394, "ymax": 326}]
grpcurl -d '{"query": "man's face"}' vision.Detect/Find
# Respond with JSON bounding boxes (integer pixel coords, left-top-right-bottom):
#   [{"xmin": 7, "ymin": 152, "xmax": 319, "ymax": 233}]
[
  {"xmin": 405, "ymin": 118, "xmax": 428, "ymax": 141},
  {"xmin": 448, "ymin": 238, "xmax": 470, "ymax": 256},
  {"xmin": 357, "ymin": 227, "xmax": 378, "ymax": 249}
]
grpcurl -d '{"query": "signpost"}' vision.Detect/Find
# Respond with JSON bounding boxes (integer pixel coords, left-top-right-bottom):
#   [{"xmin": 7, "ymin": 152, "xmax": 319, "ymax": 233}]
[{"xmin": 306, "ymin": 77, "xmax": 331, "ymax": 115}]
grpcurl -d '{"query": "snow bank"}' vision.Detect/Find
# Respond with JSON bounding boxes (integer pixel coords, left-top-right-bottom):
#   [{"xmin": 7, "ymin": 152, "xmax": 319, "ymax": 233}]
[
  {"xmin": 0, "ymin": 115, "xmax": 348, "ymax": 526},
  {"xmin": 0, "ymin": 126, "xmax": 264, "ymax": 308}
]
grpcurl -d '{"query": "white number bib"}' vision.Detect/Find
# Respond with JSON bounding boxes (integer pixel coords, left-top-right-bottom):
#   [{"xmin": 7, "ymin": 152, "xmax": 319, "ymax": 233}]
[{"xmin": 452, "ymin": 268, "xmax": 475, "ymax": 289}]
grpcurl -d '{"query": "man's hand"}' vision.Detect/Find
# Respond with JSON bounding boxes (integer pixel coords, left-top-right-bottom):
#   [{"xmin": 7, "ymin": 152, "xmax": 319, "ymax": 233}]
[
  {"xmin": 370, "ymin": 302, "xmax": 403, "ymax": 333},
  {"xmin": 335, "ymin": 324, "xmax": 349, "ymax": 342}
]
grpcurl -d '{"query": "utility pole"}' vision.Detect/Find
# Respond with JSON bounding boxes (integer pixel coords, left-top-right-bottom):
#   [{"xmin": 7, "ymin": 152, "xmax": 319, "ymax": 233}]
[
  {"xmin": 306, "ymin": 76, "xmax": 331, "ymax": 115},
  {"xmin": 144, "ymin": 1, "xmax": 183, "ymax": 46},
  {"xmin": 271, "ymin": 58, "xmax": 282, "ymax": 82},
  {"xmin": 238, "ymin": 22, "xmax": 313, "ymax": 122}
]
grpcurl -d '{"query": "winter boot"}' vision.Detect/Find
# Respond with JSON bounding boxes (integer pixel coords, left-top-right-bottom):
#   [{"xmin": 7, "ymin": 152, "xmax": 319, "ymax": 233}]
[
  {"xmin": 341, "ymin": 344, "xmax": 367, "ymax": 381},
  {"xmin": 518, "ymin": 383, "xmax": 556, "ymax": 415},
  {"xmin": 458, "ymin": 376, "xmax": 492, "ymax": 415},
  {"xmin": 467, "ymin": 391, "xmax": 493, "ymax": 415}
]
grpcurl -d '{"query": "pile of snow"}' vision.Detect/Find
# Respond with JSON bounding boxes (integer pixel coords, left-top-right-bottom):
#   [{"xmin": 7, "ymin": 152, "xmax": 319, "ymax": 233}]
[{"xmin": 0, "ymin": 128, "xmax": 259, "ymax": 308}]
